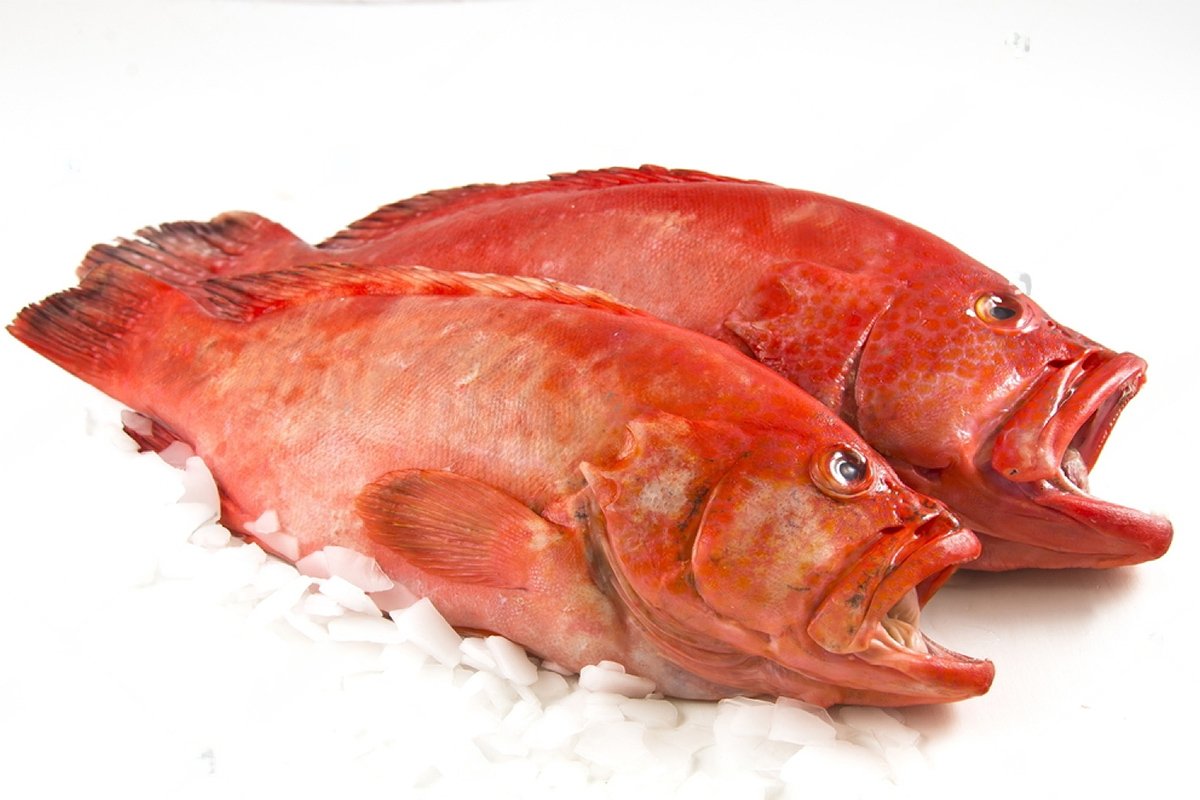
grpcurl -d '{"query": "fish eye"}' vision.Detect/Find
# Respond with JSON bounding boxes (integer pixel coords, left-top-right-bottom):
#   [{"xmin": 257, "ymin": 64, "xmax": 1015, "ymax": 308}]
[
  {"xmin": 972, "ymin": 292, "xmax": 1026, "ymax": 330},
  {"xmin": 811, "ymin": 445, "xmax": 874, "ymax": 498}
]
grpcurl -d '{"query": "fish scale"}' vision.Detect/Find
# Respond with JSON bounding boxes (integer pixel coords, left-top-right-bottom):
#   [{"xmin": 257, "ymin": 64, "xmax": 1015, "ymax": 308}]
[
  {"xmin": 10, "ymin": 255, "xmax": 990, "ymax": 706},
  {"xmin": 79, "ymin": 165, "xmax": 1167, "ymax": 570}
]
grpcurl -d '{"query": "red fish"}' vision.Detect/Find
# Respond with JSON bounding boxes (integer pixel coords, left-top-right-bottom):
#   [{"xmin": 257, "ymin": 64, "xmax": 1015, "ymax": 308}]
[
  {"xmin": 9, "ymin": 260, "xmax": 993, "ymax": 706},
  {"xmin": 85, "ymin": 166, "xmax": 1170, "ymax": 569}
]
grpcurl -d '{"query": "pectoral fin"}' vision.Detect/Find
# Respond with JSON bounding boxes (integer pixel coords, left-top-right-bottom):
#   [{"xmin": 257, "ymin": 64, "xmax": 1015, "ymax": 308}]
[
  {"xmin": 724, "ymin": 261, "xmax": 897, "ymax": 415},
  {"xmin": 356, "ymin": 469, "xmax": 570, "ymax": 591}
]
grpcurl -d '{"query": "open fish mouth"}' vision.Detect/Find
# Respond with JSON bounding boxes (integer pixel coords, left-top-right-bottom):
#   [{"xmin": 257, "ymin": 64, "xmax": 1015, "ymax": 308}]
[
  {"xmin": 987, "ymin": 351, "xmax": 1172, "ymax": 565},
  {"xmin": 992, "ymin": 351, "xmax": 1144, "ymax": 490},
  {"xmin": 877, "ymin": 588, "xmax": 926, "ymax": 652},
  {"xmin": 807, "ymin": 515, "xmax": 994, "ymax": 701}
]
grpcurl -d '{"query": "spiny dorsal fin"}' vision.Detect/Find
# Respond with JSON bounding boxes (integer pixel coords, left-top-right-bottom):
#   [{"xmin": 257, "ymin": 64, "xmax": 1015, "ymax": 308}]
[
  {"xmin": 319, "ymin": 165, "xmax": 766, "ymax": 250},
  {"xmin": 78, "ymin": 212, "xmax": 312, "ymax": 285},
  {"xmin": 198, "ymin": 262, "xmax": 649, "ymax": 322}
]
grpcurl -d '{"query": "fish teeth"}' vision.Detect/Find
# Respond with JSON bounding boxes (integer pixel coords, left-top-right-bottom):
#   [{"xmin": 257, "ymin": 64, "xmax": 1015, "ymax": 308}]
[
  {"xmin": 879, "ymin": 590, "xmax": 929, "ymax": 654},
  {"xmin": 1060, "ymin": 445, "xmax": 1090, "ymax": 493}
]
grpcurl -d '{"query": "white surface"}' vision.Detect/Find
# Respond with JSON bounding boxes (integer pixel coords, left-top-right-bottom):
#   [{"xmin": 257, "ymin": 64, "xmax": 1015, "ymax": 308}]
[{"xmin": 1, "ymin": 0, "xmax": 1196, "ymax": 796}]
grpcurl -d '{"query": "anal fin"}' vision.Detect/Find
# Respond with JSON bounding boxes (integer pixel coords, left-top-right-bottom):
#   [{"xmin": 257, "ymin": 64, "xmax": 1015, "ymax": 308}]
[{"xmin": 120, "ymin": 410, "xmax": 180, "ymax": 452}]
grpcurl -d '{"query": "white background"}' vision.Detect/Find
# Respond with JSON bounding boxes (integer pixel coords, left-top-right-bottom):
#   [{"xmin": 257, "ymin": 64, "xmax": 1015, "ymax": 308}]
[{"xmin": 1, "ymin": 1, "xmax": 1196, "ymax": 796}]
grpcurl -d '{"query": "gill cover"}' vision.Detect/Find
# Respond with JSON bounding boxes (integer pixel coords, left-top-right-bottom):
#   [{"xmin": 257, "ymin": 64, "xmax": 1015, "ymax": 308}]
[{"xmin": 724, "ymin": 261, "xmax": 898, "ymax": 414}]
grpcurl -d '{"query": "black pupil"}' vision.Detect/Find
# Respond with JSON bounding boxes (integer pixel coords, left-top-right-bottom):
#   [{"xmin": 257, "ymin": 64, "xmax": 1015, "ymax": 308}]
[
  {"xmin": 836, "ymin": 454, "xmax": 865, "ymax": 483},
  {"xmin": 990, "ymin": 298, "xmax": 1018, "ymax": 320}
]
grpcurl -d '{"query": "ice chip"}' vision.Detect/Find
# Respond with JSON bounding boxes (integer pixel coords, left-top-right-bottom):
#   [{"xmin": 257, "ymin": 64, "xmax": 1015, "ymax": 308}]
[
  {"xmin": 245, "ymin": 509, "xmax": 280, "ymax": 535},
  {"xmin": 523, "ymin": 704, "xmax": 586, "ymax": 751},
  {"xmin": 718, "ymin": 697, "xmax": 774, "ymax": 739},
  {"xmin": 573, "ymin": 720, "xmax": 651, "ymax": 770},
  {"xmin": 327, "ymin": 614, "xmax": 405, "ymax": 644},
  {"xmin": 618, "ymin": 697, "xmax": 679, "ymax": 729},
  {"xmin": 247, "ymin": 575, "xmax": 314, "ymax": 626},
  {"xmin": 578, "ymin": 664, "xmax": 656, "ymax": 698},
  {"xmin": 459, "ymin": 637, "xmax": 497, "ymax": 673},
  {"xmin": 180, "ymin": 456, "xmax": 220, "ymax": 508},
  {"xmin": 317, "ymin": 575, "xmax": 382, "ymax": 616},
  {"xmin": 189, "ymin": 522, "xmax": 231, "ymax": 548},
  {"xmin": 768, "ymin": 697, "xmax": 838, "ymax": 744},
  {"xmin": 320, "ymin": 546, "xmax": 394, "ymax": 593},
  {"xmin": 839, "ymin": 706, "xmax": 921, "ymax": 747},
  {"xmin": 161, "ymin": 440, "xmax": 197, "ymax": 469},
  {"xmin": 485, "ymin": 636, "xmax": 538, "ymax": 686},
  {"xmin": 251, "ymin": 559, "xmax": 301, "ymax": 596},
  {"xmin": 283, "ymin": 609, "xmax": 329, "ymax": 642},
  {"xmin": 301, "ymin": 591, "xmax": 345, "ymax": 618},
  {"xmin": 394, "ymin": 597, "xmax": 462, "ymax": 667},
  {"xmin": 528, "ymin": 670, "xmax": 572, "ymax": 705}
]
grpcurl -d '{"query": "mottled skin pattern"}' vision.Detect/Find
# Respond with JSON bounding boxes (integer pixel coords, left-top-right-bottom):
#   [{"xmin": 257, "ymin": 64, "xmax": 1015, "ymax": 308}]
[
  {"xmin": 79, "ymin": 166, "xmax": 1170, "ymax": 568},
  {"xmin": 11, "ymin": 262, "xmax": 992, "ymax": 706}
]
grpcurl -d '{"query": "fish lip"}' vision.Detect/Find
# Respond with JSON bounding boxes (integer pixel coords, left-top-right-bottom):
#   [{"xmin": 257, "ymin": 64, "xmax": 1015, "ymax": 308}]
[
  {"xmin": 1003, "ymin": 479, "xmax": 1174, "ymax": 564},
  {"xmin": 853, "ymin": 625, "xmax": 996, "ymax": 703},
  {"xmin": 992, "ymin": 351, "xmax": 1146, "ymax": 487},
  {"xmin": 981, "ymin": 351, "xmax": 1172, "ymax": 565},
  {"xmin": 806, "ymin": 514, "xmax": 992, "ymax": 700}
]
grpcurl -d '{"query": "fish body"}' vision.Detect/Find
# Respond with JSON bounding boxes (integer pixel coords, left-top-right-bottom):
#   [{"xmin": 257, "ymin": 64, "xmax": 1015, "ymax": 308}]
[
  {"xmin": 10, "ymin": 260, "xmax": 992, "ymax": 706},
  {"xmin": 90, "ymin": 166, "xmax": 1170, "ymax": 569}
]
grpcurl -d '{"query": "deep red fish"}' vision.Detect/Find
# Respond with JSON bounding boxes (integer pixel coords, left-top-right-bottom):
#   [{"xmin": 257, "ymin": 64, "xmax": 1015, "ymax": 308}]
[
  {"xmin": 9, "ymin": 259, "xmax": 993, "ymax": 706},
  {"xmin": 82, "ymin": 166, "xmax": 1171, "ymax": 569}
]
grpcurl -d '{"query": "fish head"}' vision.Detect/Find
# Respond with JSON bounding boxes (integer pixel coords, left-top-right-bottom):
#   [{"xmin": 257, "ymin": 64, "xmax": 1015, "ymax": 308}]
[
  {"xmin": 852, "ymin": 264, "xmax": 1172, "ymax": 570},
  {"xmin": 582, "ymin": 412, "xmax": 993, "ymax": 706}
]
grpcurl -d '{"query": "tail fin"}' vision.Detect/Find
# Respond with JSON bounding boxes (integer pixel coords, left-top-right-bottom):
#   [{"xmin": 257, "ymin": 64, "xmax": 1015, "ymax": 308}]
[
  {"xmin": 77, "ymin": 211, "xmax": 313, "ymax": 285},
  {"xmin": 8, "ymin": 263, "xmax": 172, "ymax": 386}
]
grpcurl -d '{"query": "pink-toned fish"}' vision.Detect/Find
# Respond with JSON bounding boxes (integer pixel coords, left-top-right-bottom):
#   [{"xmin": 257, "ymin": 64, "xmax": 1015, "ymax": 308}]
[
  {"xmin": 9, "ymin": 258, "xmax": 992, "ymax": 706},
  {"xmin": 85, "ymin": 166, "xmax": 1170, "ymax": 569}
]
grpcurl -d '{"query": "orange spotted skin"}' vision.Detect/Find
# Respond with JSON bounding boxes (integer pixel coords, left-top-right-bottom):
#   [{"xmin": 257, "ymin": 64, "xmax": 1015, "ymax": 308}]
[
  {"xmin": 83, "ymin": 166, "xmax": 1167, "ymax": 569},
  {"xmin": 11, "ymin": 262, "xmax": 992, "ymax": 706}
]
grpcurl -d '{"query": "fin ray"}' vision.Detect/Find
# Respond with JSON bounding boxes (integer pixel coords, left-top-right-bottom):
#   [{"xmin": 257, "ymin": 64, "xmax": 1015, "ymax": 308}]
[
  {"xmin": 78, "ymin": 212, "xmax": 311, "ymax": 285},
  {"xmin": 198, "ymin": 263, "xmax": 647, "ymax": 322},
  {"xmin": 357, "ymin": 469, "xmax": 568, "ymax": 590},
  {"xmin": 8, "ymin": 263, "xmax": 172, "ymax": 384},
  {"xmin": 320, "ymin": 165, "xmax": 765, "ymax": 250}
]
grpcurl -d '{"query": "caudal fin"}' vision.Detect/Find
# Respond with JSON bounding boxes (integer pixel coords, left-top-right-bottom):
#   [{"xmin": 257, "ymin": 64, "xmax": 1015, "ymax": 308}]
[
  {"xmin": 78, "ymin": 211, "xmax": 314, "ymax": 285},
  {"xmin": 8, "ymin": 263, "xmax": 172, "ymax": 386}
]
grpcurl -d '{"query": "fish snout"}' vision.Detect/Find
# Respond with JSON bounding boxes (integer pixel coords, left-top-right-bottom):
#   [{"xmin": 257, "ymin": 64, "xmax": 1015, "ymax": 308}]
[
  {"xmin": 806, "ymin": 510, "xmax": 978, "ymax": 656},
  {"xmin": 991, "ymin": 350, "xmax": 1146, "ymax": 487},
  {"xmin": 795, "ymin": 510, "xmax": 991, "ymax": 703},
  {"xmin": 973, "ymin": 349, "xmax": 1172, "ymax": 568}
]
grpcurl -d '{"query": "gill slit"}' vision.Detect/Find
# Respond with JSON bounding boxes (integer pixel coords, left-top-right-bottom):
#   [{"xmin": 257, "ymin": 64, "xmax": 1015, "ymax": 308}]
[{"xmin": 839, "ymin": 299, "xmax": 893, "ymax": 430}]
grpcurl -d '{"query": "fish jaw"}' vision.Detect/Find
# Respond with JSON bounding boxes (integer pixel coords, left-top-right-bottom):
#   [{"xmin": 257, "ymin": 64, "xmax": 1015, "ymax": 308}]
[
  {"xmin": 896, "ymin": 351, "xmax": 1172, "ymax": 570},
  {"xmin": 798, "ymin": 512, "xmax": 995, "ymax": 705}
]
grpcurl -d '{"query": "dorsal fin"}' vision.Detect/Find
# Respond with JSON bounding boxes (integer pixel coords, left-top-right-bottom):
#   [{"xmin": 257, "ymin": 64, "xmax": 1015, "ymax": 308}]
[
  {"xmin": 319, "ymin": 165, "xmax": 766, "ymax": 250},
  {"xmin": 78, "ymin": 211, "xmax": 313, "ymax": 285},
  {"xmin": 197, "ymin": 262, "xmax": 649, "ymax": 322}
]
